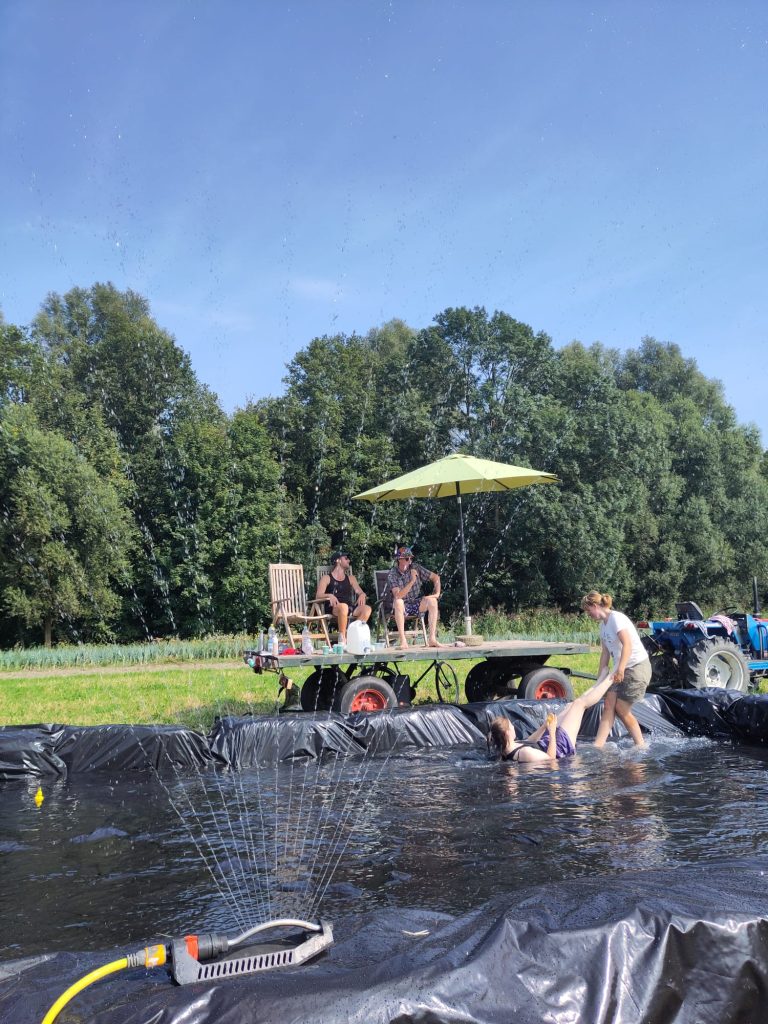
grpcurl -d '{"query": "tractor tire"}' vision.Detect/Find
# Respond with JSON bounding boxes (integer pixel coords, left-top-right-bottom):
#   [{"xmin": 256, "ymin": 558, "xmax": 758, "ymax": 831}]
[
  {"xmin": 519, "ymin": 667, "xmax": 574, "ymax": 701},
  {"xmin": 335, "ymin": 676, "xmax": 398, "ymax": 714},
  {"xmin": 682, "ymin": 638, "xmax": 750, "ymax": 692}
]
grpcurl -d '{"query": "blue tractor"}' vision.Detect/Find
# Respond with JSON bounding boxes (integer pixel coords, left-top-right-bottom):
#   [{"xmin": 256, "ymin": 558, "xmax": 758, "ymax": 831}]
[{"xmin": 639, "ymin": 580, "xmax": 768, "ymax": 693}]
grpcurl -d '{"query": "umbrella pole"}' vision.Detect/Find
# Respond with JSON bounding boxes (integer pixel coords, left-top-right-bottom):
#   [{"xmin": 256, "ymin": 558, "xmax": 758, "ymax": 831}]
[{"xmin": 456, "ymin": 493, "xmax": 472, "ymax": 637}]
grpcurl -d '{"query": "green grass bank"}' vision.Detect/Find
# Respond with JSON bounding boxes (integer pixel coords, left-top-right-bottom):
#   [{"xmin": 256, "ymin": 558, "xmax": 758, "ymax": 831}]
[{"xmin": 0, "ymin": 609, "xmax": 602, "ymax": 729}]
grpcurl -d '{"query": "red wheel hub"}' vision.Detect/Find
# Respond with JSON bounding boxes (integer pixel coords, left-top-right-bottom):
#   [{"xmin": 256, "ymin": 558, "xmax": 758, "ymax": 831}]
[
  {"xmin": 534, "ymin": 680, "xmax": 567, "ymax": 700},
  {"xmin": 349, "ymin": 689, "xmax": 389, "ymax": 713}
]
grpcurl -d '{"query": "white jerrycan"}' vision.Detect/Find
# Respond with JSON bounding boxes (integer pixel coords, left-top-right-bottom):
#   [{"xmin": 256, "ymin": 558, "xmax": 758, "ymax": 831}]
[{"xmin": 346, "ymin": 620, "xmax": 372, "ymax": 655}]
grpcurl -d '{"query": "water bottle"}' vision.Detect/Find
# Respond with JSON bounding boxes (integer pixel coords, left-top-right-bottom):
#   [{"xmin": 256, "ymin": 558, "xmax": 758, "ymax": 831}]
[
  {"xmin": 267, "ymin": 625, "xmax": 277, "ymax": 656},
  {"xmin": 301, "ymin": 626, "xmax": 313, "ymax": 655}
]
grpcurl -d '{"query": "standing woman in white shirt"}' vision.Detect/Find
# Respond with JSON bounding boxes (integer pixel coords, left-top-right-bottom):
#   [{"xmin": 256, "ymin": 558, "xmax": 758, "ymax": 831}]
[{"xmin": 581, "ymin": 590, "xmax": 652, "ymax": 748}]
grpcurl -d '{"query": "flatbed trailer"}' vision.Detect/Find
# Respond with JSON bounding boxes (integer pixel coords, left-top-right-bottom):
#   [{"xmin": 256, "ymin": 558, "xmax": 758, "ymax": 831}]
[{"xmin": 244, "ymin": 639, "xmax": 592, "ymax": 713}]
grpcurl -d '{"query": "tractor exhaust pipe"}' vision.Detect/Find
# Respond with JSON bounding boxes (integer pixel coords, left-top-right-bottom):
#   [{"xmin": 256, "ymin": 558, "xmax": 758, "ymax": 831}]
[{"xmin": 753, "ymin": 577, "xmax": 760, "ymax": 616}]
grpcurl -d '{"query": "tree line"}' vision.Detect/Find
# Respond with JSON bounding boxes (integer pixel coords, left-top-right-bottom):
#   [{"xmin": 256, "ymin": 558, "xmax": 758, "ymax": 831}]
[{"xmin": 1, "ymin": 283, "xmax": 767, "ymax": 647}]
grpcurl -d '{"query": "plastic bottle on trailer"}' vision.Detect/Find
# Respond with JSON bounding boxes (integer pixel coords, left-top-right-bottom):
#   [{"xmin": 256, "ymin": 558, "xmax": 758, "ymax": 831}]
[
  {"xmin": 346, "ymin": 620, "xmax": 371, "ymax": 655},
  {"xmin": 267, "ymin": 625, "xmax": 278, "ymax": 656},
  {"xmin": 301, "ymin": 626, "xmax": 313, "ymax": 655}
]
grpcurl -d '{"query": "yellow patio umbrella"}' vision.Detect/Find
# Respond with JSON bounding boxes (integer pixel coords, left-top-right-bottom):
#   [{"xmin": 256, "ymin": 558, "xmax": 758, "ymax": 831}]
[{"xmin": 353, "ymin": 453, "xmax": 558, "ymax": 636}]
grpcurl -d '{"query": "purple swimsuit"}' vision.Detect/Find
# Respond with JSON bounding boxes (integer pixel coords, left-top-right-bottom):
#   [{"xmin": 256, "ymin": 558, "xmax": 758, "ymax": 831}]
[
  {"xmin": 537, "ymin": 726, "xmax": 576, "ymax": 759},
  {"xmin": 503, "ymin": 726, "xmax": 576, "ymax": 762}
]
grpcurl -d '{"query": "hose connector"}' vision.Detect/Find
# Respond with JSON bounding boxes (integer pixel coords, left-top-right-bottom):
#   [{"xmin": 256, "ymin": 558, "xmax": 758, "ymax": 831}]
[{"xmin": 125, "ymin": 944, "xmax": 167, "ymax": 970}]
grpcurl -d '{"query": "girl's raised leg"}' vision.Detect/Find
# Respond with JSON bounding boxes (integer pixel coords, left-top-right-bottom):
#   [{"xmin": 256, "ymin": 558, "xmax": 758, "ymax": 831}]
[{"xmin": 557, "ymin": 673, "xmax": 616, "ymax": 746}]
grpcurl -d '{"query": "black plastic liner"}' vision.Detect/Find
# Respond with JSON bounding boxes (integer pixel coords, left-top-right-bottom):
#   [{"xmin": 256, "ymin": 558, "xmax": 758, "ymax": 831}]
[
  {"xmin": 55, "ymin": 723, "xmax": 215, "ymax": 773},
  {"xmin": 0, "ymin": 724, "xmax": 67, "ymax": 777},
  {"xmin": 3, "ymin": 858, "xmax": 767, "ymax": 1024},
  {"xmin": 0, "ymin": 723, "xmax": 214, "ymax": 777},
  {"xmin": 653, "ymin": 688, "xmax": 768, "ymax": 742},
  {"xmin": 2, "ymin": 689, "xmax": 766, "ymax": 778},
  {"xmin": 210, "ymin": 704, "xmax": 485, "ymax": 768},
  {"xmin": 3, "ymin": 697, "xmax": 768, "ymax": 1022}
]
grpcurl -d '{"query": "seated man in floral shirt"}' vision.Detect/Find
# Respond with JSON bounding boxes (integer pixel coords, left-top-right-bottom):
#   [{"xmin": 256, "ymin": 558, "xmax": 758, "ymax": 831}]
[{"xmin": 386, "ymin": 545, "xmax": 441, "ymax": 648}]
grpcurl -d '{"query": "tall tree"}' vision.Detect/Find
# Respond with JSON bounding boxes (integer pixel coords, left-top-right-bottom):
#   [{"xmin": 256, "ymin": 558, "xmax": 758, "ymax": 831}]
[
  {"xmin": 1, "ymin": 319, "xmax": 40, "ymax": 407},
  {"xmin": 259, "ymin": 321, "xmax": 418, "ymax": 577},
  {"xmin": 32, "ymin": 283, "xmax": 196, "ymax": 452},
  {"xmin": 30, "ymin": 283, "xmax": 238, "ymax": 638},
  {"xmin": 0, "ymin": 405, "xmax": 135, "ymax": 645}
]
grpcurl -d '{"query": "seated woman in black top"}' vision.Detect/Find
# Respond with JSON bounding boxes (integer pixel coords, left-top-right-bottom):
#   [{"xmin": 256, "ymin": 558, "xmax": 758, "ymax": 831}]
[{"xmin": 487, "ymin": 673, "xmax": 618, "ymax": 763}]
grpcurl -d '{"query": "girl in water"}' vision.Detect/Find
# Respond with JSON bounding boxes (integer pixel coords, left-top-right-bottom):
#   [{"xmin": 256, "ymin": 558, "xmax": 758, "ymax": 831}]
[{"xmin": 487, "ymin": 673, "xmax": 619, "ymax": 763}]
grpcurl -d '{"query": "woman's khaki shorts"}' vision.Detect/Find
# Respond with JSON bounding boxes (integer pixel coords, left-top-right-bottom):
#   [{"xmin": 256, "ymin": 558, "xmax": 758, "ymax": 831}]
[{"xmin": 611, "ymin": 658, "xmax": 652, "ymax": 704}]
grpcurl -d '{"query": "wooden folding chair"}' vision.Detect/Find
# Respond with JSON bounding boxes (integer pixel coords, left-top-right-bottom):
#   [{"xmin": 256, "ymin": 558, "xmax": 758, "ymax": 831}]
[
  {"xmin": 373, "ymin": 569, "xmax": 428, "ymax": 647},
  {"xmin": 315, "ymin": 565, "xmax": 331, "ymax": 587},
  {"xmin": 269, "ymin": 563, "xmax": 332, "ymax": 648}
]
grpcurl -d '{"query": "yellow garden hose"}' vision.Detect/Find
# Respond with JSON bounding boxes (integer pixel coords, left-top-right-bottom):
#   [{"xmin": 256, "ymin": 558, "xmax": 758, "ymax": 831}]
[
  {"xmin": 41, "ymin": 945, "xmax": 166, "ymax": 1024},
  {"xmin": 39, "ymin": 921, "xmax": 325, "ymax": 1019}
]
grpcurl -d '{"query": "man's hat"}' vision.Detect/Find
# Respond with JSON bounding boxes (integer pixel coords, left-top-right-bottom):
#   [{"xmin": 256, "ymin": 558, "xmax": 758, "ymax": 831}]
[
  {"xmin": 394, "ymin": 545, "xmax": 413, "ymax": 559},
  {"xmin": 330, "ymin": 550, "xmax": 350, "ymax": 565}
]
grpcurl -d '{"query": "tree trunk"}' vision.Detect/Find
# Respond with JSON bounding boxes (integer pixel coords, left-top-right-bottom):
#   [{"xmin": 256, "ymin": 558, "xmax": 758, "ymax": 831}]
[{"xmin": 44, "ymin": 617, "xmax": 52, "ymax": 648}]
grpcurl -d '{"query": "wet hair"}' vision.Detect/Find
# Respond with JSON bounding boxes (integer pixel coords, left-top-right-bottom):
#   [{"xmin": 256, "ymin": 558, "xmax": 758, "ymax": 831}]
[
  {"xmin": 580, "ymin": 590, "xmax": 613, "ymax": 611},
  {"xmin": 487, "ymin": 716, "xmax": 514, "ymax": 756}
]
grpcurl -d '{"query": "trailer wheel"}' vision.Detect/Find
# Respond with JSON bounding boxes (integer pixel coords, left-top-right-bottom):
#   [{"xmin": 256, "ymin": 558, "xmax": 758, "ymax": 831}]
[
  {"xmin": 464, "ymin": 661, "xmax": 501, "ymax": 702},
  {"xmin": 519, "ymin": 667, "xmax": 574, "ymax": 701},
  {"xmin": 300, "ymin": 668, "xmax": 344, "ymax": 711},
  {"xmin": 335, "ymin": 676, "xmax": 398, "ymax": 714},
  {"xmin": 682, "ymin": 638, "xmax": 749, "ymax": 691}
]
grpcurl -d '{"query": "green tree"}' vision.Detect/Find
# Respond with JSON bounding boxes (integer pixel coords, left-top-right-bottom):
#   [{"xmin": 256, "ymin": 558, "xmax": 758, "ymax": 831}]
[
  {"xmin": 0, "ymin": 405, "xmax": 135, "ymax": 645},
  {"xmin": 215, "ymin": 405, "xmax": 300, "ymax": 632},
  {"xmin": 619, "ymin": 339, "xmax": 768, "ymax": 611},
  {"xmin": 1, "ymin": 319, "xmax": 40, "ymax": 407},
  {"xmin": 259, "ymin": 322, "xmax": 418, "ymax": 579},
  {"xmin": 32, "ymin": 283, "xmax": 196, "ymax": 452},
  {"xmin": 29, "ymin": 283, "xmax": 238, "ymax": 639}
]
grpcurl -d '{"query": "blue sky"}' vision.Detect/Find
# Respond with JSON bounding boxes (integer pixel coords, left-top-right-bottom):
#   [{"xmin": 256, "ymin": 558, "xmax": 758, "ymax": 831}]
[{"xmin": 2, "ymin": 1, "xmax": 767, "ymax": 439}]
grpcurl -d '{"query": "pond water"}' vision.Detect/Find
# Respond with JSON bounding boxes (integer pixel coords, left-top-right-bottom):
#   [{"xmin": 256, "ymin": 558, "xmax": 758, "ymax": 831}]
[{"xmin": 2, "ymin": 736, "xmax": 767, "ymax": 961}]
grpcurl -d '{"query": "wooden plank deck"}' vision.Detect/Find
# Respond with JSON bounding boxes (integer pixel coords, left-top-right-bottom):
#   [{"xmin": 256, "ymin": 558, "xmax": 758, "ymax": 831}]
[{"xmin": 246, "ymin": 638, "xmax": 591, "ymax": 673}]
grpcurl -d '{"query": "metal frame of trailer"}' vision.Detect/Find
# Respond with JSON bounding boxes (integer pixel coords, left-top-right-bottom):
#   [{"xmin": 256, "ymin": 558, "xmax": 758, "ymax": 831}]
[{"xmin": 244, "ymin": 639, "xmax": 592, "ymax": 713}]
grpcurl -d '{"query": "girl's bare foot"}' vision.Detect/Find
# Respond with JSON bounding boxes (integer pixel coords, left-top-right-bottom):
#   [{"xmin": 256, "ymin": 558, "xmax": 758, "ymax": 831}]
[{"xmin": 398, "ymin": 640, "xmax": 409, "ymax": 650}]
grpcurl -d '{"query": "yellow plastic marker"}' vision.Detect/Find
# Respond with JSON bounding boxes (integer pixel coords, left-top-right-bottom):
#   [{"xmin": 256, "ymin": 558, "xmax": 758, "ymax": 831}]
[{"xmin": 34, "ymin": 787, "xmax": 44, "ymax": 807}]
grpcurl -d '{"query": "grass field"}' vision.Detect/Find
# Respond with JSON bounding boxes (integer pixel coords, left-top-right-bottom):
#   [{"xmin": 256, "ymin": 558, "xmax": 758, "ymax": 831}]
[
  {"xmin": 0, "ymin": 610, "xmax": 605, "ymax": 728},
  {"xmin": 0, "ymin": 651, "xmax": 602, "ymax": 729}
]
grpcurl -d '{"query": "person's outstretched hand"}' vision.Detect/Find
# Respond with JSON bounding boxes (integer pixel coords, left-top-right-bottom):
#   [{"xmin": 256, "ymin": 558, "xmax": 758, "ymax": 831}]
[{"xmin": 546, "ymin": 712, "xmax": 557, "ymax": 730}]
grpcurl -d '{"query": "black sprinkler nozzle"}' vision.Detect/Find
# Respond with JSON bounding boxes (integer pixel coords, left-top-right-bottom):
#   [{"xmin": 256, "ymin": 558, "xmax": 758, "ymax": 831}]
[{"xmin": 190, "ymin": 932, "xmax": 230, "ymax": 961}]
